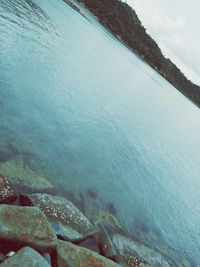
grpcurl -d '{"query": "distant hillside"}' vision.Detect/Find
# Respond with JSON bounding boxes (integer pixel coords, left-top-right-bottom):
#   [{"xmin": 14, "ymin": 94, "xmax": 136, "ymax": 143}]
[{"xmin": 76, "ymin": 0, "xmax": 200, "ymax": 107}]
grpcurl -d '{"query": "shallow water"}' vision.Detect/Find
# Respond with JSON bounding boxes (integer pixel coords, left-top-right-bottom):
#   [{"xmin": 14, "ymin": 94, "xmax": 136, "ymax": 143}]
[{"xmin": 1, "ymin": 0, "xmax": 200, "ymax": 265}]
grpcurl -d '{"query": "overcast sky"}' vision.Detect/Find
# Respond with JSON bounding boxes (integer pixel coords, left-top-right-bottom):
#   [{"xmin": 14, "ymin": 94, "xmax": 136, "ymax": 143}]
[{"xmin": 124, "ymin": 0, "xmax": 200, "ymax": 85}]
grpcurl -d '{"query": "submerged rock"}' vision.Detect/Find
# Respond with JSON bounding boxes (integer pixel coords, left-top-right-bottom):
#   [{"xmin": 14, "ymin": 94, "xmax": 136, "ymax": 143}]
[
  {"xmin": 106, "ymin": 203, "xmax": 117, "ymax": 216},
  {"xmin": 0, "ymin": 175, "xmax": 17, "ymax": 204},
  {"xmin": 86, "ymin": 189, "xmax": 97, "ymax": 199},
  {"xmin": 112, "ymin": 234, "xmax": 171, "ymax": 267},
  {"xmin": 79, "ymin": 237, "xmax": 99, "ymax": 253},
  {"xmin": 0, "ymin": 159, "xmax": 54, "ymax": 193},
  {"xmin": 57, "ymin": 240, "xmax": 120, "ymax": 267},
  {"xmin": 173, "ymin": 259, "xmax": 191, "ymax": 267},
  {"xmin": 20, "ymin": 193, "xmax": 97, "ymax": 243},
  {"xmin": 90, "ymin": 209, "xmax": 125, "ymax": 234},
  {"xmin": 0, "ymin": 247, "xmax": 51, "ymax": 267},
  {"xmin": 131, "ymin": 221, "xmax": 168, "ymax": 256},
  {"xmin": 0, "ymin": 205, "xmax": 56, "ymax": 253},
  {"xmin": 95, "ymin": 220, "xmax": 117, "ymax": 260}
]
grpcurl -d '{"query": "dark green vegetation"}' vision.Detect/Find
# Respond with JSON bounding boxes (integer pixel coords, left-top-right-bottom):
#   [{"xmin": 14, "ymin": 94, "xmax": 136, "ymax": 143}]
[{"xmin": 77, "ymin": 0, "xmax": 200, "ymax": 107}]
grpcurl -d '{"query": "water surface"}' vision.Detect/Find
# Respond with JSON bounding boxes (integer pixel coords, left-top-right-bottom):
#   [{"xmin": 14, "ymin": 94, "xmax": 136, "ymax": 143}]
[{"xmin": 0, "ymin": 0, "xmax": 200, "ymax": 265}]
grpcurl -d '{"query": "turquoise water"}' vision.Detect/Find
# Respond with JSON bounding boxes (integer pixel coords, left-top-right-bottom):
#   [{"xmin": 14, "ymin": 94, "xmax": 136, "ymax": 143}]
[{"xmin": 1, "ymin": 0, "xmax": 200, "ymax": 265}]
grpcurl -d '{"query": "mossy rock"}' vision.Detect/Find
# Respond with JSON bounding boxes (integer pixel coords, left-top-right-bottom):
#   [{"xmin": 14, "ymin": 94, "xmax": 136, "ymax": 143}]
[
  {"xmin": 88, "ymin": 209, "xmax": 124, "ymax": 234},
  {"xmin": 95, "ymin": 220, "xmax": 117, "ymax": 260},
  {"xmin": 0, "ymin": 247, "xmax": 51, "ymax": 267},
  {"xmin": 57, "ymin": 240, "xmax": 120, "ymax": 267},
  {"xmin": 0, "ymin": 205, "xmax": 56, "ymax": 253},
  {"xmin": 0, "ymin": 175, "xmax": 18, "ymax": 204},
  {"xmin": 20, "ymin": 193, "xmax": 97, "ymax": 243},
  {"xmin": 0, "ymin": 159, "xmax": 53, "ymax": 193},
  {"xmin": 113, "ymin": 234, "xmax": 171, "ymax": 267}
]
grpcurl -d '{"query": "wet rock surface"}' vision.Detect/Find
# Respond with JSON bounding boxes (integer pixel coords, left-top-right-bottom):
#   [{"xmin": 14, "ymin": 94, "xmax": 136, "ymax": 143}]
[
  {"xmin": 0, "ymin": 159, "xmax": 54, "ymax": 193},
  {"xmin": 0, "ymin": 179, "xmax": 189, "ymax": 267},
  {"xmin": 0, "ymin": 247, "xmax": 51, "ymax": 267},
  {"xmin": 0, "ymin": 205, "xmax": 56, "ymax": 253},
  {"xmin": 0, "ymin": 175, "xmax": 17, "ymax": 204},
  {"xmin": 112, "ymin": 234, "xmax": 171, "ymax": 267},
  {"xmin": 79, "ymin": 236, "xmax": 99, "ymax": 253},
  {"xmin": 57, "ymin": 240, "xmax": 120, "ymax": 267},
  {"xmin": 20, "ymin": 193, "xmax": 97, "ymax": 243},
  {"xmin": 95, "ymin": 220, "xmax": 117, "ymax": 260},
  {"xmin": 87, "ymin": 208, "xmax": 125, "ymax": 235}
]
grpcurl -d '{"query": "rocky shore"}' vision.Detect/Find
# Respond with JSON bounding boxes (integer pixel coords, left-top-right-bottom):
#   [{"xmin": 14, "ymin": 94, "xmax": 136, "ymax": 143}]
[{"xmin": 0, "ymin": 174, "xmax": 189, "ymax": 267}]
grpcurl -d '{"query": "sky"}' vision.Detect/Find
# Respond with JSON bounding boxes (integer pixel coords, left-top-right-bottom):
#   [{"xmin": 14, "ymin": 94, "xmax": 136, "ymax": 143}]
[{"xmin": 123, "ymin": 0, "xmax": 200, "ymax": 85}]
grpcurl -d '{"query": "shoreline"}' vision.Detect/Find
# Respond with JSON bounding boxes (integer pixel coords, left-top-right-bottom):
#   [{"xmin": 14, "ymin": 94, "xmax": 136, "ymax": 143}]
[
  {"xmin": 69, "ymin": 0, "xmax": 200, "ymax": 108},
  {"xmin": 0, "ymin": 174, "xmax": 191, "ymax": 266}
]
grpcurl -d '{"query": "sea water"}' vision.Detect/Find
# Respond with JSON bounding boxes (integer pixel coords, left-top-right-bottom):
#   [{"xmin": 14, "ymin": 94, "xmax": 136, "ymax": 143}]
[{"xmin": 0, "ymin": 0, "xmax": 200, "ymax": 265}]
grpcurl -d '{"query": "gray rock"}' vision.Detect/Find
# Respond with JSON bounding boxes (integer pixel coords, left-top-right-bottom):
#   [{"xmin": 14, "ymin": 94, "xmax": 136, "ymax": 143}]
[
  {"xmin": 20, "ymin": 193, "xmax": 97, "ymax": 243},
  {"xmin": 167, "ymin": 258, "xmax": 191, "ymax": 267},
  {"xmin": 0, "ymin": 175, "xmax": 17, "ymax": 204},
  {"xmin": 79, "ymin": 237, "xmax": 99, "ymax": 253},
  {"xmin": 42, "ymin": 253, "xmax": 51, "ymax": 265},
  {"xmin": 57, "ymin": 240, "xmax": 121, "ymax": 267},
  {"xmin": 113, "ymin": 234, "xmax": 171, "ymax": 267},
  {"xmin": 95, "ymin": 220, "xmax": 117, "ymax": 260},
  {"xmin": 0, "ymin": 247, "xmax": 51, "ymax": 267},
  {"xmin": 0, "ymin": 159, "xmax": 54, "ymax": 193},
  {"xmin": 0, "ymin": 205, "xmax": 56, "ymax": 253}
]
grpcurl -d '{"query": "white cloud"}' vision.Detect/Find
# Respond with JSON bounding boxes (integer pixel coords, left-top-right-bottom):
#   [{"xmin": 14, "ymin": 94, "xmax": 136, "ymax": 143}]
[{"xmin": 123, "ymin": 0, "xmax": 200, "ymax": 85}]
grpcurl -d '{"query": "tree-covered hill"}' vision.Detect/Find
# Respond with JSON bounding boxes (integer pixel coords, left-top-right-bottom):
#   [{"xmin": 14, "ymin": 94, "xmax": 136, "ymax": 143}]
[{"xmin": 76, "ymin": 0, "xmax": 200, "ymax": 107}]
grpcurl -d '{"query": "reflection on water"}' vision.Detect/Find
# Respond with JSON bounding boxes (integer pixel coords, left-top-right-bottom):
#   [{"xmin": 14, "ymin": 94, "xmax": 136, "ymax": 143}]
[{"xmin": 0, "ymin": 0, "xmax": 200, "ymax": 266}]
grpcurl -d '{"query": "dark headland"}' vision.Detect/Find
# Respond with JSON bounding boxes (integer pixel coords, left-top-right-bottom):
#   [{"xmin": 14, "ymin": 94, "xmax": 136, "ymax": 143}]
[{"xmin": 74, "ymin": 0, "xmax": 200, "ymax": 107}]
